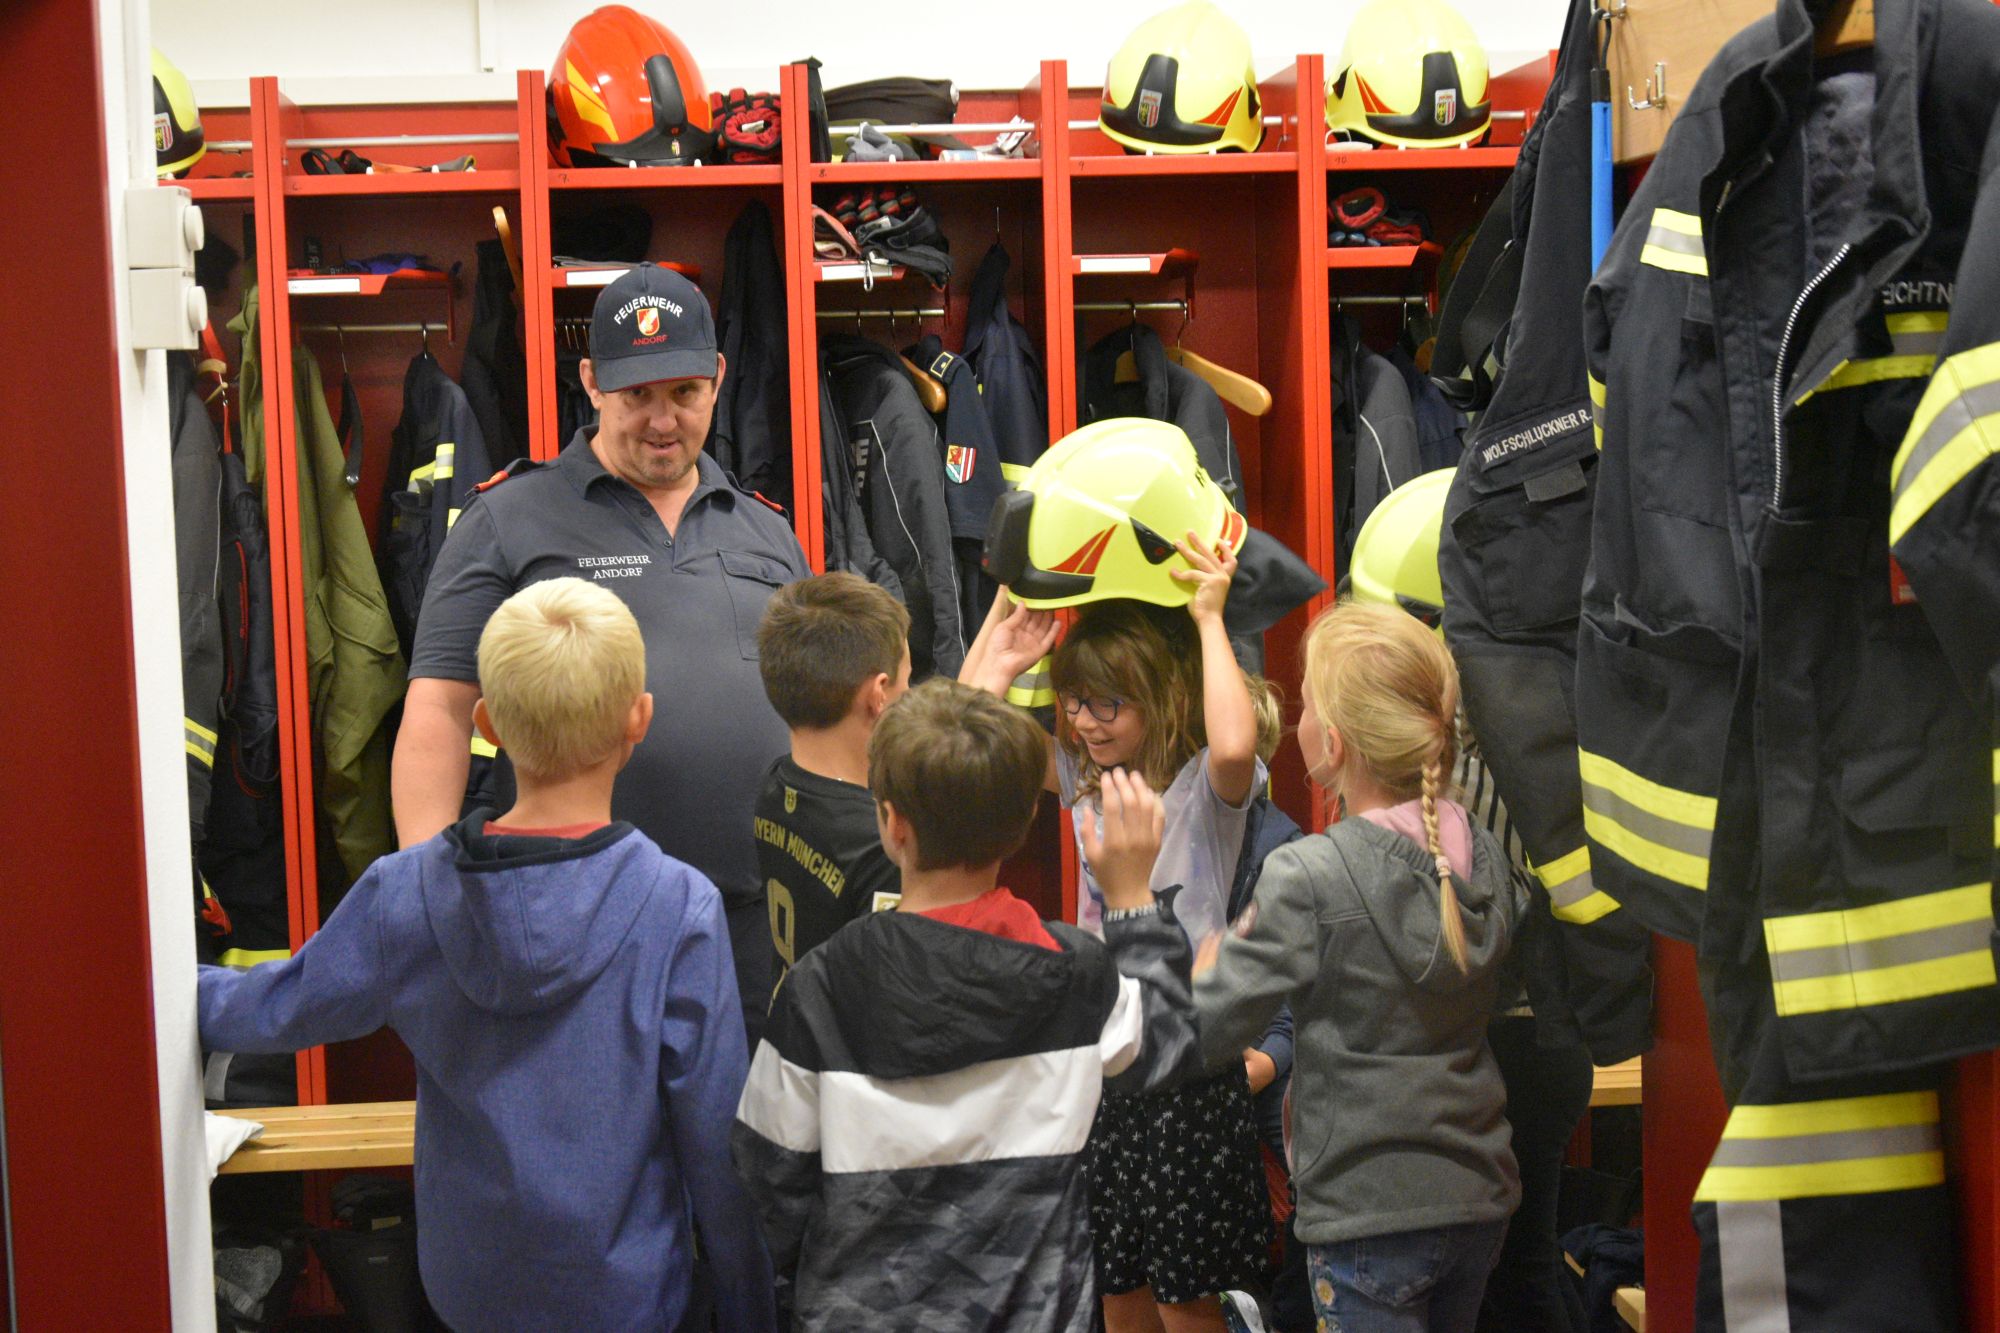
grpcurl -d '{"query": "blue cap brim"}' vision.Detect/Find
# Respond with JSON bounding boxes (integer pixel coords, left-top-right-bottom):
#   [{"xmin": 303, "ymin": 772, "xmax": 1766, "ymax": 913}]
[{"xmin": 592, "ymin": 348, "xmax": 720, "ymax": 391}]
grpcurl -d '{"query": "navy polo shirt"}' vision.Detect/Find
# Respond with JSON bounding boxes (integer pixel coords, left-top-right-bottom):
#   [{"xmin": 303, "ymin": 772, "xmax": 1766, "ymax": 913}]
[{"xmin": 410, "ymin": 431, "xmax": 810, "ymax": 905}]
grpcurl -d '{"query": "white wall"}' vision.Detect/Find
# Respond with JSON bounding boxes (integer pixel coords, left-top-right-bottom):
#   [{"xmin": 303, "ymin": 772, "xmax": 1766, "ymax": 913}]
[
  {"xmin": 161, "ymin": 0, "xmax": 1570, "ymax": 108},
  {"xmin": 105, "ymin": 0, "xmax": 219, "ymax": 1326}
]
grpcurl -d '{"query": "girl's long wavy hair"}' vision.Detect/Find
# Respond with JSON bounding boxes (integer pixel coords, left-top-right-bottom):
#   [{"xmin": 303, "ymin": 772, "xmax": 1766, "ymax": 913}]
[
  {"xmin": 1050, "ymin": 600, "xmax": 1281, "ymax": 798},
  {"xmin": 1303, "ymin": 601, "xmax": 1468, "ymax": 970}
]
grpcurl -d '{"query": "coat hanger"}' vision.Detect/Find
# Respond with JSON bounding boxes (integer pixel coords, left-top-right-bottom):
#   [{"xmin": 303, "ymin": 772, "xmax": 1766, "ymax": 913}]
[
  {"xmin": 492, "ymin": 206, "xmax": 524, "ymax": 294},
  {"xmin": 1815, "ymin": 0, "xmax": 1874, "ymax": 56},
  {"xmin": 1166, "ymin": 298, "xmax": 1272, "ymax": 418}
]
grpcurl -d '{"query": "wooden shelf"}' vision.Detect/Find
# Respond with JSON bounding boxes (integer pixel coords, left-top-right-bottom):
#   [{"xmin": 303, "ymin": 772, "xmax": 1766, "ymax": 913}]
[
  {"xmin": 1073, "ymin": 151, "xmax": 1299, "ymax": 178},
  {"xmin": 1590, "ymin": 1057, "xmax": 1642, "ymax": 1108},
  {"xmin": 809, "ymin": 158, "xmax": 1041, "ymax": 184},
  {"xmin": 284, "ymin": 170, "xmax": 521, "ymax": 197},
  {"xmin": 551, "ymin": 262, "xmax": 701, "ymax": 288},
  {"xmin": 1325, "ymin": 145, "xmax": 1519, "ymax": 171},
  {"xmin": 1615, "ymin": 1286, "xmax": 1645, "ymax": 1331},
  {"xmin": 286, "ymin": 269, "xmax": 448, "ymax": 296},
  {"xmin": 182, "ymin": 178, "xmax": 256, "ymax": 202},
  {"xmin": 1325, "ymin": 245, "xmax": 1429, "ymax": 270},
  {"xmin": 548, "ymin": 164, "xmax": 782, "ymax": 190}
]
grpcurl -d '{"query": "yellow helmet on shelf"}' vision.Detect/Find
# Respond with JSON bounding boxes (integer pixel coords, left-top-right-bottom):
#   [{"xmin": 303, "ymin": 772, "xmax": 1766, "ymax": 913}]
[
  {"xmin": 982, "ymin": 418, "xmax": 1247, "ymax": 610},
  {"xmin": 1348, "ymin": 467, "xmax": 1453, "ymax": 625},
  {"xmin": 153, "ymin": 50, "xmax": 206, "ymax": 179},
  {"xmin": 1326, "ymin": 0, "xmax": 1491, "ymax": 149},
  {"xmin": 1099, "ymin": 1, "xmax": 1263, "ymax": 155}
]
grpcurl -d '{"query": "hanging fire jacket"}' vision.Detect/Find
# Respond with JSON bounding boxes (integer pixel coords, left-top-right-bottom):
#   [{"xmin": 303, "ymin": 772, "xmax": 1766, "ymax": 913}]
[
  {"xmin": 712, "ymin": 200, "xmax": 792, "ymax": 510},
  {"xmin": 821, "ymin": 333, "xmax": 965, "ymax": 679},
  {"xmin": 1081, "ymin": 323, "xmax": 1243, "ymax": 509},
  {"xmin": 815, "ymin": 363, "xmax": 904, "ymax": 600},
  {"xmin": 170, "ymin": 351, "xmax": 225, "ymax": 871},
  {"xmin": 235, "ymin": 288, "xmax": 406, "ymax": 893},
  {"xmin": 1331, "ymin": 312, "xmax": 1422, "ymax": 571},
  {"xmin": 461, "ymin": 237, "xmax": 530, "ymax": 469},
  {"xmin": 379, "ymin": 351, "xmax": 493, "ymax": 658},
  {"xmin": 1585, "ymin": 2, "xmax": 2000, "ymax": 1325},
  {"xmin": 960, "ymin": 242, "xmax": 1049, "ymax": 484},
  {"xmin": 1436, "ymin": 0, "xmax": 1654, "ymax": 1067},
  {"xmin": 910, "ymin": 332, "xmax": 1006, "ymax": 628}
]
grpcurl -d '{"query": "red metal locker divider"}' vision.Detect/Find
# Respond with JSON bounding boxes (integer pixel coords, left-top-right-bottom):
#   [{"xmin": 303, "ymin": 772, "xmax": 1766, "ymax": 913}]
[
  {"xmin": 518, "ymin": 68, "xmax": 559, "ymax": 463},
  {"xmin": 0, "ymin": 4, "xmax": 176, "ymax": 1321},
  {"xmin": 780, "ymin": 61, "xmax": 826, "ymax": 570},
  {"xmin": 248, "ymin": 76, "xmax": 328, "ymax": 1106}
]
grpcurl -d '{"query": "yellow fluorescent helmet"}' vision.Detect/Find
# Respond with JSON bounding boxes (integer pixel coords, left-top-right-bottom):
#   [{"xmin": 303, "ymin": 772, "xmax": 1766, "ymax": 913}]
[
  {"xmin": 1100, "ymin": 0, "xmax": 1263, "ymax": 155},
  {"xmin": 982, "ymin": 418, "xmax": 1247, "ymax": 610},
  {"xmin": 1327, "ymin": 0, "xmax": 1491, "ymax": 149},
  {"xmin": 153, "ymin": 50, "xmax": 206, "ymax": 179},
  {"xmin": 1348, "ymin": 467, "xmax": 1453, "ymax": 624}
]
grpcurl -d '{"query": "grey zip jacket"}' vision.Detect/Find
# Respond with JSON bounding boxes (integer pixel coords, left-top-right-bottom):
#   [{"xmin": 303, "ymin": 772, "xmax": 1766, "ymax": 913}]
[{"xmin": 1195, "ymin": 815, "xmax": 1525, "ymax": 1244}]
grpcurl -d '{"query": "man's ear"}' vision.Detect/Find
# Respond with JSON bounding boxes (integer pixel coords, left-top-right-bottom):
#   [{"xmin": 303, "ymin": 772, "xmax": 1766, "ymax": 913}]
[
  {"xmin": 626, "ymin": 692, "xmax": 654, "ymax": 744},
  {"xmin": 875, "ymin": 800, "xmax": 910, "ymax": 860},
  {"xmin": 864, "ymin": 672, "xmax": 892, "ymax": 720},
  {"xmin": 712, "ymin": 351, "xmax": 727, "ymax": 393},
  {"xmin": 472, "ymin": 698, "xmax": 502, "ymax": 750},
  {"xmin": 579, "ymin": 357, "xmax": 603, "ymax": 408}
]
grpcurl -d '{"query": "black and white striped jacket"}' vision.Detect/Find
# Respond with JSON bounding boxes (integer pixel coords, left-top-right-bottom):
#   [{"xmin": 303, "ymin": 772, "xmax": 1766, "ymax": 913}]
[{"xmin": 732, "ymin": 906, "xmax": 1198, "ymax": 1331}]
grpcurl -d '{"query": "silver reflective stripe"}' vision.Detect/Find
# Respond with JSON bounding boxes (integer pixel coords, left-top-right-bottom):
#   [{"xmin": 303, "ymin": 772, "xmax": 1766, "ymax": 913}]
[
  {"xmin": 1894, "ymin": 379, "xmax": 2000, "ymax": 504},
  {"xmin": 1717, "ymin": 1201, "xmax": 1793, "ymax": 1333},
  {"xmin": 1580, "ymin": 780, "xmax": 1713, "ymax": 859},
  {"xmin": 1707, "ymin": 1121, "xmax": 1941, "ymax": 1169},
  {"xmin": 203, "ymin": 1051, "xmax": 235, "ymax": 1104},
  {"xmin": 1644, "ymin": 225, "xmax": 1705, "ymax": 259},
  {"xmin": 1890, "ymin": 324, "xmax": 1947, "ymax": 359},
  {"xmin": 1767, "ymin": 918, "xmax": 1993, "ymax": 983},
  {"xmin": 435, "ymin": 441, "xmax": 456, "ymax": 480}
]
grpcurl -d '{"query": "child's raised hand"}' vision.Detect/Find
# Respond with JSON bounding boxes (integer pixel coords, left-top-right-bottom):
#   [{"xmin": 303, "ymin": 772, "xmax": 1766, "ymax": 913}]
[
  {"xmin": 1080, "ymin": 767, "xmax": 1165, "ymax": 912},
  {"xmin": 989, "ymin": 599, "xmax": 1060, "ymax": 681},
  {"xmin": 1171, "ymin": 530, "xmax": 1238, "ymax": 627}
]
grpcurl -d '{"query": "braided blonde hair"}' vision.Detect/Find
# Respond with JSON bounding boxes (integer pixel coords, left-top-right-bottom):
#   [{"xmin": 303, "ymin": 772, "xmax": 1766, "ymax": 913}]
[{"xmin": 1303, "ymin": 602, "xmax": 1468, "ymax": 970}]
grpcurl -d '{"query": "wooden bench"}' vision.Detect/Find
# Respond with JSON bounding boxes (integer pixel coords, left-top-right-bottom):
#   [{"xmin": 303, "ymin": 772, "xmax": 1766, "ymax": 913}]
[
  {"xmin": 213, "ymin": 1100, "xmax": 416, "ymax": 1175},
  {"xmin": 211, "ymin": 1058, "xmax": 1646, "ymax": 1175},
  {"xmin": 1565, "ymin": 1253, "xmax": 1646, "ymax": 1331}
]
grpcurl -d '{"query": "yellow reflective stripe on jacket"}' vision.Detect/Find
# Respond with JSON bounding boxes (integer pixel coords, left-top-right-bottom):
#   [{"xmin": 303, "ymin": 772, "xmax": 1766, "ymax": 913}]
[
  {"xmin": 1005, "ymin": 658, "xmax": 1055, "ymax": 709},
  {"xmin": 409, "ymin": 461, "xmax": 437, "ymax": 487},
  {"xmin": 217, "ymin": 947, "xmax": 293, "ymax": 968},
  {"xmin": 1534, "ymin": 845, "xmax": 1621, "ymax": 924},
  {"xmin": 1577, "ymin": 749, "xmax": 1716, "ymax": 890},
  {"xmin": 1889, "ymin": 341, "xmax": 2000, "ymax": 543},
  {"xmin": 1765, "ymin": 883, "xmax": 1997, "ymax": 1017},
  {"xmin": 1694, "ymin": 1091, "xmax": 1944, "ymax": 1203},
  {"xmin": 185, "ymin": 717, "xmax": 218, "ymax": 768},
  {"xmin": 434, "ymin": 441, "xmax": 456, "ymax": 481},
  {"xmin": 471, "ymin": 735, "xmax": 499, "ymax": 759},
  {"xmin": 1000, "ymin": 461, "xmax": 1032, "ymax": 484},
  {"xmin": 447, "ymin": 507, "xmax": 463, "ymax": 530},
  {"xmin": 1587, "ymin": 373, "xmax": 1606, "ymax": 450},
  {"xmin": 1796, "ymin": 312, "xmax": 1949, "ymax": 402},
  {"xmin": 1639, "ymin": 208, "xmax": 1708, "ymax": 276}
]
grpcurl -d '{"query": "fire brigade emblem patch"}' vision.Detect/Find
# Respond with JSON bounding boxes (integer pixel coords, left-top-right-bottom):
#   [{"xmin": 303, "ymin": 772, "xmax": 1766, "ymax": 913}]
[
  {"xmin": 784, "ymin": 787, "xmax": 797, "ymax": 814},
  {"xmin": 636, "ymin": 307, "xmax": 661, "ymax": 338},
  {"xmin": 946, "ymin": 445, "xmax": 975, "ymax": 484},
  {"xmin": 1137, "ymin": 90, "xmax": 1163, "ymax": 130},
  {"xmin": 1434, "ymin": 88, "xmax": 1458, "ymax": 126}
]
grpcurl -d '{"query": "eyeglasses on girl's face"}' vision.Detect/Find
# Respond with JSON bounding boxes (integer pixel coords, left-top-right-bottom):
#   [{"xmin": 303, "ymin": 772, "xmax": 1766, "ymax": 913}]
[{"xmin": 1059, "ymin": 693, "xmax": 1125, "ymax": 724}]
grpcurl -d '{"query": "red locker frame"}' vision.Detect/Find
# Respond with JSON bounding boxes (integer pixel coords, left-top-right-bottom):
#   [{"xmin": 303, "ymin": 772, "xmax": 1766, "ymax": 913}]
[{"xmin": 13, "ymin": 33, "xmax": 2000, "ymax": 1329}]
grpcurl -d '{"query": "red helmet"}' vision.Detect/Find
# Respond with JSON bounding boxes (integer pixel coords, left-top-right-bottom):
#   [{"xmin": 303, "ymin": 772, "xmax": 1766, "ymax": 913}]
[{"xmin": 548, "ymin": 6, "xmax": 714, "ymax": 167}]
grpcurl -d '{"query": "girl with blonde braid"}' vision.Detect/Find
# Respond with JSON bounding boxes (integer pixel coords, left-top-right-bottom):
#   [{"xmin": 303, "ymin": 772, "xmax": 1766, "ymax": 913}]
[{"xmin": 1193, "ymin": 601, "xmax": 1527, "ymax": 1333}]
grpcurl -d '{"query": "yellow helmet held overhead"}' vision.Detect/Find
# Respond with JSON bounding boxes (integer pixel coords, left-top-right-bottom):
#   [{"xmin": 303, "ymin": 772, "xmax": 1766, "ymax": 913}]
[
  {"xmin": 982, "ymin": 418, "xmax": 1248, "ymax": 609},
  {"xmin": 1100, "ymin": 0, "xmax": 1263, "ymax": 155},
  {"xmin": 1327, "ymin": 0, "xmax": 1491, "ymax": 149},
  {"xmin": 153, "ymin": 50, "xmax": 206, "ymax": 179},
  {"xmin": 1347, "ymin": 468, "xmax": 1453, "ymax": 625}
]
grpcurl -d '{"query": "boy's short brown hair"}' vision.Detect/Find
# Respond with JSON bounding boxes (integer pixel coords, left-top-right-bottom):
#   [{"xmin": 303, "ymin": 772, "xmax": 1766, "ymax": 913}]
[
  {"xmin": 478, "ymin": 577, "xmax": 646, "ymax": 781},
  {"xmin": 758, "ymin": 573, "xmax": 911, "ymax": 729},
  {"xmin": 868, "ymin": 679, "xmax": 1046, "ymax": 871}
]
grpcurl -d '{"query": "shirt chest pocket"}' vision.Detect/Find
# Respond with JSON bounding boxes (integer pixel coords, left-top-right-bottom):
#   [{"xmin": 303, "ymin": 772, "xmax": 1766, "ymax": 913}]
[{"xmin": 720, "ymin": 550, "xmax": 793, "ymax": 660}]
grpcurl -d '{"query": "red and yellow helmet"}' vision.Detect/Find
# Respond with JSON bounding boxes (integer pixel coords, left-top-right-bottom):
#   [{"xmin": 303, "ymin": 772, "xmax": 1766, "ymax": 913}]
[{"xmin": 548, "ymin": 6, "xmax": 714, "ymax": 168}]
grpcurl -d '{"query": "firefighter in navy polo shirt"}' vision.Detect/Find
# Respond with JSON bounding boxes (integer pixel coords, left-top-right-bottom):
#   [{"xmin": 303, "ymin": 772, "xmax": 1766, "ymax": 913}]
[{"xmin": 394, "ymin": 263, "xmax": 809, "ymax": 1045}]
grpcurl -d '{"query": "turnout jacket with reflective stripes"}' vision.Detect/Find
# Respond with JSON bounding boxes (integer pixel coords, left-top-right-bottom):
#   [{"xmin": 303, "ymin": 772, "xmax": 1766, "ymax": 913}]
[
  {"xmin": 732, "ymin": 907, "xmax": 1198, "ymax": 1331},
  {"xmin": 1436, "ymin": 0, "xmax": 1654, "ymax": 1067},
  {"xmin": 1580, "ymin": 0, "xmax": 2000, "ymax": 1081}
]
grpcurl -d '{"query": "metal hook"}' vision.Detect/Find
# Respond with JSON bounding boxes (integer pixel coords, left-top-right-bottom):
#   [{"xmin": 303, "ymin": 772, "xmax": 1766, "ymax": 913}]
[
  {"xmin": 1628, "ymin": 60, "xmax": 1668, "ymax": 111},
  {"xmin": 1128, "ymin": 299, "xmax": 1139, "ymax": 326},
  {"xmin": 336, "ymin": 325, "xmax": 350, "ymax": 377},
  {"xmin": 420, "ymin": 321, "xmax": 431, "ymax": 354},
  {"xmin": 1174, "ymin": 300, "xmax": 1190, "ymax": 347},
  {"xmin": 994, "ymin": 205, "xmax": 1003, "ymax": 244}
]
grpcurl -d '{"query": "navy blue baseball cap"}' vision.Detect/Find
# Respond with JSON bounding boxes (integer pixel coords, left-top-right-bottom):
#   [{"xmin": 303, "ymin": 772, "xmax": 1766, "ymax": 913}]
[{"xmin": 589, "ymin": 263, "xmax": 718, "ymax": 390}]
